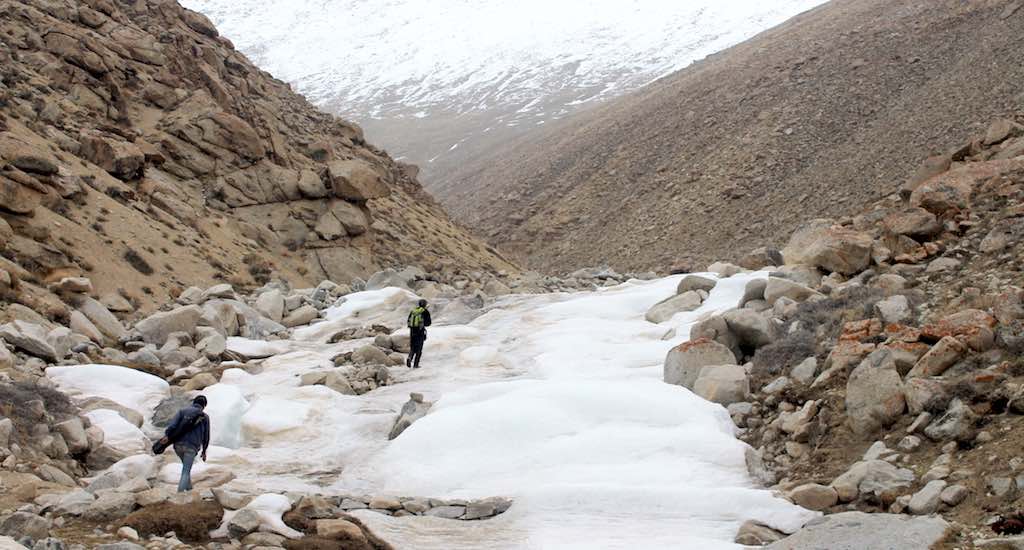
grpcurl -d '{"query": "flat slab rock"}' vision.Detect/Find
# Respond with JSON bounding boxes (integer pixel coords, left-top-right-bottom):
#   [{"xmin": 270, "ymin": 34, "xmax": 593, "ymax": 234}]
[{"xmin": 767, "ymin": 512, "xmax": 949, "ymax": 550}]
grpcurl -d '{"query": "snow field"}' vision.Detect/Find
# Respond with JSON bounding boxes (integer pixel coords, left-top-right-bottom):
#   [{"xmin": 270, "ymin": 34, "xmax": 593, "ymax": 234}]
[{"xmin": 45, "ymin": 275, "xmax": 816, "ymax": 547}]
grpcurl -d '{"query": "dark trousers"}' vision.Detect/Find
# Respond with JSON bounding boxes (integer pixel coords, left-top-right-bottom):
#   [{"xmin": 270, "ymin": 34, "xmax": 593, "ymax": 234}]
[{"xmin": 408, "ymin": 331, "xmax": 426, "ymax": 368}]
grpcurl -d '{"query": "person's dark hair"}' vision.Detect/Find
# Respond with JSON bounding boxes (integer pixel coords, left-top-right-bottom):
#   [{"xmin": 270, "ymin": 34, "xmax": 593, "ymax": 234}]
[
  {"xmin": 418, "ymin": 299, "xmax": 427, "ymax": 307},
  {"xmin": 193, "ymin": 395, "xmax": 208, "ymax": 408}
]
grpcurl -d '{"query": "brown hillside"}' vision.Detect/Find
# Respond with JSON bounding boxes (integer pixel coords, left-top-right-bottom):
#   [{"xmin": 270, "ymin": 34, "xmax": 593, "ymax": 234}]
[
  {"xmin": 0, "ymin": 0, "xmax": 514, "ymax": 316},
  {"xmin": 436, "ymin": 0, "xmax": 1024, "ymax": 273}
]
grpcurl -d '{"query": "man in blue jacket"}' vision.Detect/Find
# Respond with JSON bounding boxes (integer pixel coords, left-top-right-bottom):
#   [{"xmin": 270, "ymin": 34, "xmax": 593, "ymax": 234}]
[{"xmin": 161, "ymin": 395, "xmax": 210, "ymax": 492}]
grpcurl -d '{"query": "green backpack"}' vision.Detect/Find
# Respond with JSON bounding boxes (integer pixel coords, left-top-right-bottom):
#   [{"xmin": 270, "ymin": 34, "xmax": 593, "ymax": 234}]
[{"xmin": 408, "ymin": 307, "xmax": 426, "ymax": 329}]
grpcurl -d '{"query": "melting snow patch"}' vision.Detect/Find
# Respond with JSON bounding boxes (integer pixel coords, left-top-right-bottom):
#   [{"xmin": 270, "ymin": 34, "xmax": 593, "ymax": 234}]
[{"xmin": 47, "ymin": 364, "xmax": 169, "ymax": 416}]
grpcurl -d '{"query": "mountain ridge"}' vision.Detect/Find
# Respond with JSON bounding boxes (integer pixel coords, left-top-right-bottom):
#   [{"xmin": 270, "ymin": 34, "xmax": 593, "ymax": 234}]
[{"xmin": 438, "ymin": 0, "xmax": 1024, "ymax": 272}]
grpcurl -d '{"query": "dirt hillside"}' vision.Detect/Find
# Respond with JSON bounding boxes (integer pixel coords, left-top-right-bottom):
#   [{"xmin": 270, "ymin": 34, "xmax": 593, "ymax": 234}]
[
  {"xmin": 0, "ymin": 0, "xmax": 515, "ymax": 315},
  {"xmin": 436, "ymin": 0, "xmax": 1024, "ymax": 273}
]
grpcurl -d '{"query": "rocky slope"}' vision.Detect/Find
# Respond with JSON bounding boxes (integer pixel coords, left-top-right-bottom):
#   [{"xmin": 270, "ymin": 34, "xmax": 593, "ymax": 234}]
[
  {"xmin": 439, "ymin": 0, "xmax": 1024, "ymax": 273},
  {"xmin": 655, "ymin": 113, "xmax": 1024, "ymax": 547},
  {"xmin": 0, "ymin": 0, "xmax": 514, "ymax": 318}
]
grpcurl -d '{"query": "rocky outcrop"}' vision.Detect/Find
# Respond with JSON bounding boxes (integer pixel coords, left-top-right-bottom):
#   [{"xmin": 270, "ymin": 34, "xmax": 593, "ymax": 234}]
[{"xmin": 0, "ymin": 0, "xmax": 514, "ymax": 315}]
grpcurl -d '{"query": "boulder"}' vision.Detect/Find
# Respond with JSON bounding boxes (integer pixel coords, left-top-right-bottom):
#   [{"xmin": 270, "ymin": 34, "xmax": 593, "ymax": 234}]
[
  {"xmin": 924, "ymin": 398, "xmax": 977, "ymax": 442},
  {"xmin": 690, "ymin": 315, "xmax": 741, "ymax": 358},
  {"xmin": 830, "ymin": 460, "xmax": 916, "ymax": 502},
  {"xmin": 707, "ymin": 262, "xmax": 743, "ymax": 277},
  {"xmin": 910, "ymin": 159, "xmax": 1024, "ymax": 215},
  {"xmin": 69, "ymin": 310, "xmax": 105, "ymax": 344},
  {"xmin": 76, "ymin": 297, "xmax": 127, "ymax": 342},
  {"xmin": 676, "ymin": 275, "xmax": 716, "ymax": 294},
  {"xmin": 327, "ymin": 159, "xmax": 389, "ymax": 200},
  {"xmin": 741, "ymin": 279, "xmax": 767, "ymax": 305},
  {"xmin": 53, "ymin": 489, "xmax": 95, "ymax": 516},
  {"xmin": 351, "ymin": 345, "xmax": 392, "ymax": 366},
  {"xmin": 722, "ymin": 309, "xmax": 778, "ymax": 351},
  {"xmin": 984, "ymin": 118, "xmax": 1024, "ymax": 146},
  {"xmin": 0, "ymin": 512, "xmax": 51, "ymax": 541},
  {"xmin": 693, "ymin": 365, "xmax": 749, "ymax": 405},
  {"xmin": 365, "ymin": 268, "xmax": 412, "ymax": 291},
  {"xmin": 389, "ymin": 393, "xmax": 433, "ymax": 440},
  {"xmin": 764, "ymin": 277, "xmax": 819, "ymax": 306},
  {"xmin": 134, "ymin": 305, "xmax": 202, "ymax": 345},
  {"xmin": 766, "ymin": 512, "xmax": 948, "ymax": 550},
  {"xmin": 903, "ymin": 377, "xmax": 953, "ymax": 415},
  {"xmin": 874, "ymin": 295, "xmax": 913, "ymax": 326},
  {"xmin": 735, "ymin": 521, "xmax": 786, "ymax": 546},
  {"xmin": 845, "ymin": 349, "xmax": 905, "ymax": 435},
  {"xmin": 645, "ymin": 291, "xmax": 703, "ymax": 323},
  {"xmin": 0, "ymin": 320, "xmax": 60, "ymax": 361},
  {"xmin": 49, "ymin": 277, "xmax": 93, "ymax": 295},
  {"xmin": 0, "ymin": 134, "xmax": 59, "ymax": 175},
  {"xmin": 790, "ymin": 357, "xmax": 818, "ymax": 385},
  {"xmin": 907, "ymin": 337, "xmax": 966, "ymax": 378},
  {"xmin": 738, "ymin": 247, "xmax": 784, "ymax": 270},
  {"xmin": 227, "ymin": 508, "xmax": 261, "ymax": 539},
  {"xmin": 921, "ymin": 309, "xmax": 997, "ymax": 352},
  {"xmin": 325, "ymin": 201, "xmax": 370, "ymax": 237},
  {"xmin": 0, "ymin": 174, "xmax": 41, "ymax": 214},
  {"xmin": 82, "ymin": 492, "xmax": 136, "ymax": 522},
  {"xmin": 79, "ymin": 133, "xmax": 145, "ymax": 180},
  {"xmin": 805, "ymin": 228, "xmax": 874, "ymax": 276},
  {"xmin": 255, "ymin": 290, "xmax": 285, "ymax": 322},
  {"xmin": 282, "ymin": 305, "xmax": 318, "ymax": 328},
  {"xmin": 663, "ymin": 338, "xmax": 737, "ymax": 389},
  {"xmin": 54, "ymin": 418, "xmax": 89, "ymax": 454},
  {"xmin": 908, "ymin": 480, "xmax": 947, "ymax": 515},
  {"xmin": 315, "ymin": 518, "xmax": 366, "ymax": 542},
  {"xmin": 787, "ymin": 483, "xmax": 838, "ymax": 511},
  {"xmin": 882, "ymin": 208, "xmax": 942, "ymax": 239}
]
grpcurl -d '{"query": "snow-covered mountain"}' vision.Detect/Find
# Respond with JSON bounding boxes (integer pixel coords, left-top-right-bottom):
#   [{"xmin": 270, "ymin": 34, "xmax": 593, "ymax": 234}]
[{"xmin": 182, "ymin": 0, "xmax": 826, "ymax": 183}]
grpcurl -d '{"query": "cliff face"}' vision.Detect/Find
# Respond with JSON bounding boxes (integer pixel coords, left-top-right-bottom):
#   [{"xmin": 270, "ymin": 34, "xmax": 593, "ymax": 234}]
[
  {"xmin": 436, "ymin": 0, "xmax": 1024, "ymax": 273},
  {"xmin": 0, "ymin": 0, "xmax": 514, "ymax": 315}
]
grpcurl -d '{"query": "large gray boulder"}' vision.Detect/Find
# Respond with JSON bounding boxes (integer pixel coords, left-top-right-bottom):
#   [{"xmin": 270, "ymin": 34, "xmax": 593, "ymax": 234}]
[
  {"xmin": 693, "ymin": 365, "xmax": 749, "ymax": 405},
  {"xmin": 766, "ymin": 512, "xmax": 948, "ymax": 550},
  {"xmin": 830, "ymin": 460, "xmax": 916, "ymax": 502},
  {"xmin": 0, "ymin": 511, "xmax": 51, "ymax": 541},
  {"xmin": 54, "ymin": 418, "xmax": 89, "ymax": 455},
  {"xmin": 663, "ymin": 338, "xmax": 737, "ymax": 389},
  {"xmin": 255, "ymin": 290, "xmax": 285, "ymax": 323},
  {"xmin": 677, "ymin": 275, "xmax": 717, "ymax": 294},
  {"xmin": 76, "ymin": 297, "xmax": 127, "ymax": 342},
  {"xmin": 0, "ymin": 320, "xmax": 63, "ymax": 361},
  {"xmin": 764, "ymin": 277, "xmax": 820, "ymax": 306},
  {"xmin": 783, "ymin": 221, "xmax": 874, "ymax": 276},
  {"xmin": 690, "ymin": 315, "xmax": 741, "ymax": 358},
  {"xmin": 388, "ymin": 393, "xmax": 433, "ymax": 440},
  {"xmin": 134, "ymin": 305, "xmax": 202, "ymax": 345},
  {"xmin": 282, "ymin": 305, "xmax": 319, "ymax": 328},
  {"xmin": 645, "ymin": 291, "xmax": 703, "ymax": 323},
  {"xmin": 845, "ymin": 349, "xmax": 906, "ymax": 435},
  {"xmin": 923, "ymin": 398, "xmax": 977, "ymax": 442},
  {"xmin": 722, "ymin": 309, "xmax": 779, "ymax": 351},
  {"xmin": 82, "ymin": 492, "xmax": 136, "ymax": 522}
]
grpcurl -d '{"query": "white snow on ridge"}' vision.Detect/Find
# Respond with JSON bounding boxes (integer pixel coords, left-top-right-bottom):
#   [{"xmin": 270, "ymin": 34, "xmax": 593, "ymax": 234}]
[{"xmin": 181, "ymin": 0, "xmax": 826, "ymax": 124}]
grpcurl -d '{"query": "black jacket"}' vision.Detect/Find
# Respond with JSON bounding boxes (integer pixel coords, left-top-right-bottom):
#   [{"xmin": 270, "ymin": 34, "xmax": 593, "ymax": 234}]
[{"xmin": 165, "ymin": 404, "xmax": 210, "ymax": 452}]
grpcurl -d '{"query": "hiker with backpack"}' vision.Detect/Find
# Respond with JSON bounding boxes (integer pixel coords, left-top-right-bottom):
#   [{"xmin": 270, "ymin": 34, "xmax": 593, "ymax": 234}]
[
  {"xmin": 155, "ymin": 395, "xmax": 210, "ymax": 492},
  {"xmin": 407, "ymin": 299, "xmax": 432, "ymax": 369}
]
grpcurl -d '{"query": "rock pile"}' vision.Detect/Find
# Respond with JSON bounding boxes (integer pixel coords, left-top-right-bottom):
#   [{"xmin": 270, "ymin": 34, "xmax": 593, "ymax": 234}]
[{"xmin": 659, "ymin": 114, "xmax": 1024, "ymax": 547}]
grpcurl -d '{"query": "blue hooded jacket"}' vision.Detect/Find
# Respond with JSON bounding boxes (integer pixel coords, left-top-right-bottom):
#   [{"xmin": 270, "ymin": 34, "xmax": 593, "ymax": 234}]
[{"xmin": 165, "ymin": 404, "xmax": 210, "ymax": 452}]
